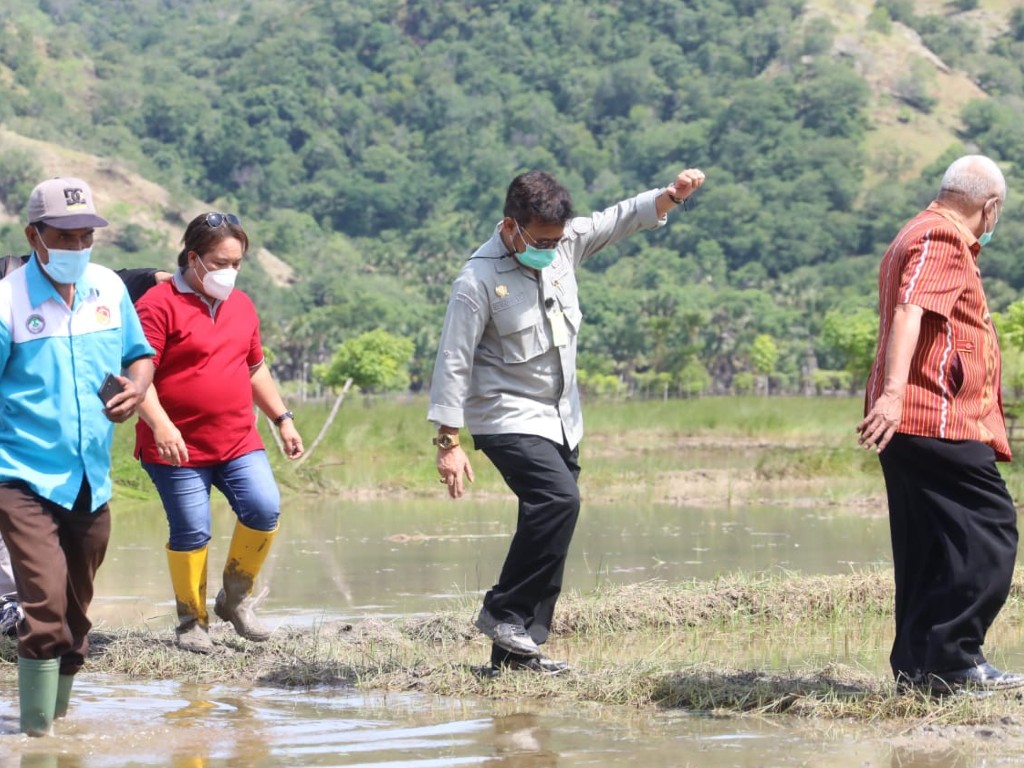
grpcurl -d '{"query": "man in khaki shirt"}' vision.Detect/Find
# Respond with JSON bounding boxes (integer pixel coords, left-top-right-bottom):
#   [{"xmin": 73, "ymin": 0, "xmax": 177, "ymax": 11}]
[{"xmin": 428, "ymin": 167, "xmax": 704, "ymax": 674}]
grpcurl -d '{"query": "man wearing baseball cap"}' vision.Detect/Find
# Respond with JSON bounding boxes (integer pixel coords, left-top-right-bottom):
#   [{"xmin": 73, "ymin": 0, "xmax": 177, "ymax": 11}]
[{"xmin": 0, "ymin": 176, "xmax": 154, "ymax": 735}]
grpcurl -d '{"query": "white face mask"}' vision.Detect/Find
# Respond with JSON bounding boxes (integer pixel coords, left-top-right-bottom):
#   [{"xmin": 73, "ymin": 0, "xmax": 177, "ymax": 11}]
[{"xmin": 194, "ymin": 256, "xmax": 237, "ymax": 301}]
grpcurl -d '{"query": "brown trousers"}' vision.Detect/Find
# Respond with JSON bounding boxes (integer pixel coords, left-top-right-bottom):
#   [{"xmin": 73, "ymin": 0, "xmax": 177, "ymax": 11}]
[{"xmin": 0, "ymin": 481, "xmax": 110, "ymax": 675}]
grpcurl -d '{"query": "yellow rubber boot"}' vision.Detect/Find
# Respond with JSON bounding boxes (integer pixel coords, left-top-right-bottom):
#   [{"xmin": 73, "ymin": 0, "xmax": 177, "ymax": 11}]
[
  {"xmin": 214, "ymin": 522, "xmax": 278, "ymax": 641},
  {"xmin": 167, "ymin": 545, "xmax": 213, "ymax": 654}
]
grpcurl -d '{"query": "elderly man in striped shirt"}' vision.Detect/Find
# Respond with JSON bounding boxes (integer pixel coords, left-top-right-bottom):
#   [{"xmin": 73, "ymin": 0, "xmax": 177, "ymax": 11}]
[{"xmin": 858, "ymin": 155, "xmax": 1022, "ymax": 695}]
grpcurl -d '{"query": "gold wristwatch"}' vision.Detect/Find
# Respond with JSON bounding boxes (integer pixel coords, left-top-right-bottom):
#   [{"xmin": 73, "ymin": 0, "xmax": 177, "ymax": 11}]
[{"xmin": 433, "ymin": 433, "xmax": 460, "ymax": 449}]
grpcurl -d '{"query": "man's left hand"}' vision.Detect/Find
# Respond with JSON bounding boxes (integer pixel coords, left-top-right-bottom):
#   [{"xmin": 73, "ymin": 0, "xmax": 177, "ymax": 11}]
[{"xmin": 667, "ymin": 168, "xmax": 706, "ymax": 202}]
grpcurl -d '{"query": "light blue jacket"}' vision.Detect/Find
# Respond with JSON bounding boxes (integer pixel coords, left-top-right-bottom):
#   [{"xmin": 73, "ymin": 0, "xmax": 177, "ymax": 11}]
[{"xmin": 0, "ymin": 256, "xmax": 154, "ymax": 510}]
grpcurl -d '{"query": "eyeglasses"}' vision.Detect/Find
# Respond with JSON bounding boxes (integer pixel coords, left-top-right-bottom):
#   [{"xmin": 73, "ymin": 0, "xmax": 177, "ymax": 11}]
[
  {"xmin": 204, "ymin": 212, "xmax": 241, "ymax": 228},
  {"xmin": 517, "ymin": 222, "xmax": 562, "ymax": 250}
]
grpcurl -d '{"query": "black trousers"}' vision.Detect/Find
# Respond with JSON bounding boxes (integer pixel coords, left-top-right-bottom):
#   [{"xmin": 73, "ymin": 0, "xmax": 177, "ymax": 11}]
[
  {"xmin": 879, "ymin": 434, "xmax": 1018, "ymax": 679},
  {"xmin": 474, "ymin": 433, "xmax": 581, "ymax": 646}
]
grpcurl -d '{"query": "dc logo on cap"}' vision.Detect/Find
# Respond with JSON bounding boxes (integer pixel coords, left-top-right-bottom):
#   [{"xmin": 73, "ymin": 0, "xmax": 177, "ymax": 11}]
[{"xmin": 63, "ymin": 188, "xmax": 87, "ymax": 208}]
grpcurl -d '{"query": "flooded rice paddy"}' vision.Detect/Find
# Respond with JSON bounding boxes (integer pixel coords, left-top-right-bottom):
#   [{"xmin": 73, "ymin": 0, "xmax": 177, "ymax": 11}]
[{"xmin": 1, "ymin": 496, "xmax": 1023, "ymax": 766}]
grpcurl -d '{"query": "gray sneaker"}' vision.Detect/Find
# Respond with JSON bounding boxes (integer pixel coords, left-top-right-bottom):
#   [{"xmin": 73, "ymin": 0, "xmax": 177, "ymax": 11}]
[
  {"xmin": 492, "ymin": 623, "xmax": 541, "ymax": 656},
  {"xmin": 474, "ymin": 608, "xmax": 542, "ymax": 657},
  {"xmin": 0, "ymin": 598, "xmax": 23, "ymax": 637}
]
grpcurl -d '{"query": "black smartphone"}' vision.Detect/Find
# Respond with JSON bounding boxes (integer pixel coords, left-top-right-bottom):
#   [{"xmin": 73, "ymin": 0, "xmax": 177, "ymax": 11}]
[{"xmin": 98, "ymin": 373, "xmax": 125, "ymax": 406}]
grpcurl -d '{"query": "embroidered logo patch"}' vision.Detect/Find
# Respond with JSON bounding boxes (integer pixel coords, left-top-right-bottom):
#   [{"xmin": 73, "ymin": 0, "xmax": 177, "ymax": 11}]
[
  {"xmin": 95, "ymin": 306, "xmax": 111, "ymax": 325},
  {"xmin": 26, "ymin": 315, "xmax": 44, "ymax": 334},
  {"xmin": 495, "ymin": 285, "xmax": 509, "ymax": 298}
]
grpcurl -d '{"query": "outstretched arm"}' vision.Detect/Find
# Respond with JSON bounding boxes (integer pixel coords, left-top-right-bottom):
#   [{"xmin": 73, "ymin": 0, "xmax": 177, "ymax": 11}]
[{"xmin": 655, "ymin": 168, "xmax": 706, "ymax": 218}]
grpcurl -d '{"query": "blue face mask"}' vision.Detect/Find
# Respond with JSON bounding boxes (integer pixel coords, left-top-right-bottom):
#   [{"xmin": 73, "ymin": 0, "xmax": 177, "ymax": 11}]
[
  {"xmin": 513, "ymin": 222, "xmax": 559, "ymax": 270},
  {"xmin": 39, "ymin": 246, "xmax": 92, "ymax": 284},
  {"xmin": 516, "ymin": 245, "xmax": 557, "ymax": 270},
  {"xmin": 979, "ymin": 205, "xmax": 999, "ymax": 247}
]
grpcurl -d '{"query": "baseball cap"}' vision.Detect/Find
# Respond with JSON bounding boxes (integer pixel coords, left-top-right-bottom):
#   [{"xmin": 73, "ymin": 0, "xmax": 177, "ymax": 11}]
[{"xmin": 27, "ymin": 177, "xmax": 109, "ymax": 229}]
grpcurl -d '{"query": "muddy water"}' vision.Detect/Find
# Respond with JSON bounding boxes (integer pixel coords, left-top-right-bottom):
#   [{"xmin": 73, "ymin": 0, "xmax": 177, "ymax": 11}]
[
  {"xmin": 0, "ymin": 680, "xmax": 980, "ymax": 766},
  {"xmin": 0, "ymin": 498, "xmax": 1020, "ymax": 765},
  {"xmin": 88, "ymin": 498, "xmax": 895, "ymax": 627}
]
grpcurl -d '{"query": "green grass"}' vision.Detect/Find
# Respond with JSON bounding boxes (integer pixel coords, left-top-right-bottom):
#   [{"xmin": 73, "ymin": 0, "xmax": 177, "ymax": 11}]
[
  {"xmin": 110, "ymin": 394, "xmax": 1024, "ymax": 506},
  {"xmin": 584, "ymin": 396, "xmax": 864, "ymax": 439}
]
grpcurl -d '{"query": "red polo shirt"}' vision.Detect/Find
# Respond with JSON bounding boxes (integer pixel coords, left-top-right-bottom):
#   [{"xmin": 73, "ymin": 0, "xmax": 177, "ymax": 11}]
[
  {"xmin": 134, "ymin": 276, "xmax": 265, "ymax": 466},
  {"xmin": 865, "ymin": 201, "xmax": 1009, "ymax": 460}
]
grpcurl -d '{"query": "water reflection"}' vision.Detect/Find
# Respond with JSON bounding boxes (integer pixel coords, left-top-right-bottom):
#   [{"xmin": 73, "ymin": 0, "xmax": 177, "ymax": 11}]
[
  {"xmin": 0, "ymin": 679, "xmax": 969, "ymax": 767},
  {"xmin": 890, "ymin": 747, "xmax": 972, "ymax": 767},
  {"xmin": 92, "ymin": 497, "xmax": 893, "ymax": 629},
  {"xmin": 488, "ymin": 713, "xmax": 557, "ymax": 766}
]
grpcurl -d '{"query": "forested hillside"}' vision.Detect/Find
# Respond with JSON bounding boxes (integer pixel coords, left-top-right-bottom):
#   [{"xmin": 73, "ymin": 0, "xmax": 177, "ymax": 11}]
[{"xmin": 0, "ymin": 0, "xmax": 1022, "ymax": 395}]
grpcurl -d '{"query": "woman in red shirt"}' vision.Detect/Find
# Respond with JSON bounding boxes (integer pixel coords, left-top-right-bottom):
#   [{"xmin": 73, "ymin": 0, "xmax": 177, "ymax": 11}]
[{"xmin": 135, "ymin": 212, "xmax": 303, "ymax": 654}]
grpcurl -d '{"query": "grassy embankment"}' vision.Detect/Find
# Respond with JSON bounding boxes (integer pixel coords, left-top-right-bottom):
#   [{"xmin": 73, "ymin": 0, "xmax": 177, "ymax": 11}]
[
  {"xmin": 19, "ymin": 395, "xmax": 1024, "ymax": 739},
  {"xmin": 5, "ymin": 571, "xmax": 1024, "ymax": 736},
  {"xmin": 110, "ymin": 394, "xmax": 895, "ymax": 504}
]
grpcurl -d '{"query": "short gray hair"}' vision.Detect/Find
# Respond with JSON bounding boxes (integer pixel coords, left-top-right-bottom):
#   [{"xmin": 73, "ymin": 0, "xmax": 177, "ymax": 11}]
[{"xmin": 939, "ymin": 155, "xmax": 1006, "ymax": 204}]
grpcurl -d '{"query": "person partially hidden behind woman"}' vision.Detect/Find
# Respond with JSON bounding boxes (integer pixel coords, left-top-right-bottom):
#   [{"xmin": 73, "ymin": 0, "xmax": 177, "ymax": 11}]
[{"xmin": 134, "ymin": 212, "xmax": 304, "ymax": 654}]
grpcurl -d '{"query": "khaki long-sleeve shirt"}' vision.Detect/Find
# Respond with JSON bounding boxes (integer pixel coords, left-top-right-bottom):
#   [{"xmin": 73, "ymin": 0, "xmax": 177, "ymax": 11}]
[{"xmin": 427, "ymin": 188, "xmax": 664, "ymax": 450}]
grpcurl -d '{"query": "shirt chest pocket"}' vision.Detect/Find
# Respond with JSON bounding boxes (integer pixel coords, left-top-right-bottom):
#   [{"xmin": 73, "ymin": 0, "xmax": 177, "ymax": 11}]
[
  {"xmin": 491, "ymin": 304, "xmax": 548, "ymax": 364},
  {"xmin": 562, "ymin": 305, "xmax": 582, "ymax": 335}
]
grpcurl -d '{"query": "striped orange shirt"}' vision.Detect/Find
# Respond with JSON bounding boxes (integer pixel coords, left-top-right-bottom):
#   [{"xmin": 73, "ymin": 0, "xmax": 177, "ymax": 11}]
[{"xmin": 864, "ymin": 201, "xmax": 1009, "ymax": 461}]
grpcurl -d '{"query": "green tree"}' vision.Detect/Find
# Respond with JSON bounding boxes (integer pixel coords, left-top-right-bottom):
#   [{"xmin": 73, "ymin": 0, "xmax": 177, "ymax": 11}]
[
  {"xmin": 315, "ymin": 329, "xmax": 414, "ymax": 393},
  {"xmin": 675, "ymin": 357, "xmax": 711, "ymax": 398},
  {"xmin": 820, "ymin": 308, "xmax": 878, "ymax": 390},
  {"xmin": 750, "ymin": 334, "xmax": 779, "ymax": 395},
  {"xmin": 994, "ymin": 299, "xmax": 1024, "ymax": 354}
]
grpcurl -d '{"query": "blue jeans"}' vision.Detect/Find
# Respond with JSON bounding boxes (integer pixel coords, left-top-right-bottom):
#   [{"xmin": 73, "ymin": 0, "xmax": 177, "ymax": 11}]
[{"xmin": 143, "ymin": 450, "xmax": 281, "ymax": 552}]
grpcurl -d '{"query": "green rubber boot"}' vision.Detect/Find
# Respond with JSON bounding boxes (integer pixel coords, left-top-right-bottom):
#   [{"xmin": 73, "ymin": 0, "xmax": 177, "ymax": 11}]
[
  {"xmin": 54, "ymin": 674, "xmax": 74, "ymax": 719},
  {"xmin": 18, "ymin": 657, "xmax": 59, "ymax": 736}
]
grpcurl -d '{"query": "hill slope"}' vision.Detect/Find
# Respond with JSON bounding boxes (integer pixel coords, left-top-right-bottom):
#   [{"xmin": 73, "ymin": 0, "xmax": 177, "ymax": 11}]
[{"xmin": 0, "ymin": 0, "xmax": 1019, "ymax": 392}]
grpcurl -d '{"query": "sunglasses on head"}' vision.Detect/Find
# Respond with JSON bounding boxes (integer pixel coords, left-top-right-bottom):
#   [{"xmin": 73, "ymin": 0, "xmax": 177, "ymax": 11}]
[{"xmin": 204, "ymin": 212, "xmax": 241, "ymax": 228}]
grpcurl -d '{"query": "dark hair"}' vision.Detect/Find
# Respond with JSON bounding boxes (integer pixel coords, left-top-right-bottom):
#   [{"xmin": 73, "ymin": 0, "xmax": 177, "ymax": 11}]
[
  {"xmin": 503, "ymin": 171, "xmax": 574, "ymax": 226},
  {"xmin": 176, "ymin": 213, "xmax": 249, "ymax": 267}
]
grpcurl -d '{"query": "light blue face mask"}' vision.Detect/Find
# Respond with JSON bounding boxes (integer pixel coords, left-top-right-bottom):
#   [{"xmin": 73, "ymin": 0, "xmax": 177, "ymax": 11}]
[
  {"xmin": 513, "ymin": 222, "xmax": 558, "ymax": 269},
  {"xmin": 516, "ymin": 245, "xmax": 557, "ymax": 270},
  {"xmin": 979, "ymin": 205, "xmax": 999, "ymax": 247},
  {"xmin": 36, "ymin": 246, "xmax": 92, "ymax": 284}
]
